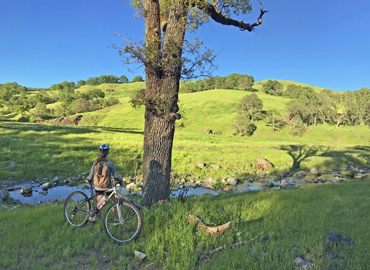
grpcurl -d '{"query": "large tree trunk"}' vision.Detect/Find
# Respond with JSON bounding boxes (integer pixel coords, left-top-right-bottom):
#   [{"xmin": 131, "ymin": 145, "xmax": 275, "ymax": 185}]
[{"xmin": 141, "ymin": 1, "xmax": 187, "ymax": 206}]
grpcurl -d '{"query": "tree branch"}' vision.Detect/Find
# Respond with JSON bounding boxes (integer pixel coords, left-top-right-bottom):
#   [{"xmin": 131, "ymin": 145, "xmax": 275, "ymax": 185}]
[{"xmin": 199, "ymin": 0, "xmax": 269, "ymax": 32}]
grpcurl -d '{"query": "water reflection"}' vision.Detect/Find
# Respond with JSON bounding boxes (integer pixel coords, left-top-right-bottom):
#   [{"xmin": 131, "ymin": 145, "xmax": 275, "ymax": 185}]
[{"xmin": 8, "ymin": 180, "xmax": 266, "ymax": 205}]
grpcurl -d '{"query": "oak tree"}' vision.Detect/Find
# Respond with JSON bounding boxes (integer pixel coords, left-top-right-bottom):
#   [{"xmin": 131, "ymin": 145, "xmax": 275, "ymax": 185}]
[{"xmin": 119, "ymin": 0, "xmax": 268, "ymax": 205}]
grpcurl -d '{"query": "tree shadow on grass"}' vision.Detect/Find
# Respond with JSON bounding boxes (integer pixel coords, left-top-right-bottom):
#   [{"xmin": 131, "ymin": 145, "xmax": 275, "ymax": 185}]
[
  {"xmin": 279, "ymin": 144, "xmax": 329, "ymax": 170},
  {"xmin": 279, "ymin": 144, "xmax": 370, "ymax": 172}
]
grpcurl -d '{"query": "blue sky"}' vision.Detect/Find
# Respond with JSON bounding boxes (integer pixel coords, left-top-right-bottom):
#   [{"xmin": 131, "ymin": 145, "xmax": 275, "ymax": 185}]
[{"xmin": 0, "ymin": 0, "xmax": 369, "ymax": 92}]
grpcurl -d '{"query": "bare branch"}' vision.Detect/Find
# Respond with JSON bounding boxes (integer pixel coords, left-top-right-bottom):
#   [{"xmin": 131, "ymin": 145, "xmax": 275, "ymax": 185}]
[{"xmin": 198, "ymin": 0, "xmax": 269, "ymax": 32}]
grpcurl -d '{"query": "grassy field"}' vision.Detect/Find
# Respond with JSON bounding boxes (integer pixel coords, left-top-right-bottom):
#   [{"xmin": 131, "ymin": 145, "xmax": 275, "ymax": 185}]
[
  {"xmin": 1, "ymin": 80, "xmax": 370, "ymax": 269},
  {"xmin": 1, "ymin": 179, "xmax": 370, "ymax": 269},
  {"xmin": 0, "ymin": 79, "xmax": 369, "ymax": 180}
]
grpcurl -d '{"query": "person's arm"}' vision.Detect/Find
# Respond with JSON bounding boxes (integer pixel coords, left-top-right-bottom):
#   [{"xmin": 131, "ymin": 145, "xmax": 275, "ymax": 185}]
[
  {"xmin": 86, "ymin": 164, "xmax": 95, "ymax": 182},
  {"xmin": 111, "ymin": 162, "xmax": 123, "ymax": 183}
]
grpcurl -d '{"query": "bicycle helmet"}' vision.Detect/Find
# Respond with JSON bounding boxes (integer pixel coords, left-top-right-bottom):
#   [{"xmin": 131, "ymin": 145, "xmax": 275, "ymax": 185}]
[{"xmin": 99, "ymin": 144, "xmax": 110, "ymax": 157}]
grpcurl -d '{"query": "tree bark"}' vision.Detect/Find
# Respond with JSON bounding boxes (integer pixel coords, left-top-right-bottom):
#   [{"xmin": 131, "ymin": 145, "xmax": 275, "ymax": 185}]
[{"xmin": 142, "ymin": 1, "xmax": 187, "ymax": 206}]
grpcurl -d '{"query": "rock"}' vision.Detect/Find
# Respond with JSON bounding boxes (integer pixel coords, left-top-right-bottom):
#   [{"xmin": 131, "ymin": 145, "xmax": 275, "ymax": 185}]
[
  {"xmin": 223, "ymin": 187, "xmax": 232, "ymax": 192},
  {"xmin": 200, "ymin": 182, "xmax": 213, "ymax": 189},
  {"xmin": 126, "ymin": 183, "xmax": 136, "ymax": 192},
  {"xmin": 323, "ymin": 231, "xmax": 355, "ymax": 246},
  {"xmin": 41, "ymin": 182, "xmax": 51, "ymax": 188},
  {"xmin": 294, "ymin": 257, "xmax": 313, "ymax": 269},
  {"xmin": 257, "ymin": 156, "xmax": 274, "ymax": 170},
  {"xmin": 209, "ymin": 164, "xmax": 221, "ymax": 169},
  {"xmin": 294, "ymin": 170, "xmax": 307, "ymax": 177},
  {"xmin": 39, "ymin": 191, "xmax": 48, "ymax": 195},
  {"xmin": 0, "ymin": 188, "xmax": 8, "ymax": 203},
  {"xmin": 37, "ymin": 201, "xmax": 43, "ymax": 205},
  {"xmin": 310, "ymin": 167, "xmax": 321, "ymax": 175},
  {"xmin": 8, "ymin": 199, "xmax": 22, "ymax": 205},
  {"xmin": 47, "ymin": 199, "xmax": 58, "ymax": 204},
  {"xmin": 6, "ymin": 186, "xmax": 14, "ymax": 191},
  {"xmin": 42, "ymin": 186, "xmax": 49, "ymax": 191},
  {"xmin": 282, "ymin": 184, "xmax": 294, "ymax": 189},
  {"xmin": 8, "ymin": 162, "xmax": 15, "ymax": 167},
  {"xmin": 196, "ymin": 162, "xmax": 206, "ymax": 169},
  {"xmin": 20, "ymin": 185, "xmax": 33, "ymax": 194},
  {"xmin": 51, "ymin": 176, "xmax": 60, "ymax": 182},
  {"xmin": 226, "ymin": 178, "xmax": 238, "ymax": 186},
  {"xmin": 134, "ymin": 250, "xmax": 146, "ymax": 261},
  {"xmin": 325, "ymin": 252, "xmax": 337, "ymax": 260}
]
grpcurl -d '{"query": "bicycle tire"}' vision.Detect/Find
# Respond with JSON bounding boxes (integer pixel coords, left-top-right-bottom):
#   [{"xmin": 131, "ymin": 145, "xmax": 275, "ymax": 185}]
[
  {"xmin": 64, "ymin": 191, "xmax": 91, "ymax": 227},
  {"xmin": 104, "ymin": 202, "xmax": 142, "ymax": 243}
]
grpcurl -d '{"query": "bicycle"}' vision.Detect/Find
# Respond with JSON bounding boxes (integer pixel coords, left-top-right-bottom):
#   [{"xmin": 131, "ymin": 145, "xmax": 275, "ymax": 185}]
[{"xmin": 63, "ymin": 181, "xmax": 143, "ymax": 243}]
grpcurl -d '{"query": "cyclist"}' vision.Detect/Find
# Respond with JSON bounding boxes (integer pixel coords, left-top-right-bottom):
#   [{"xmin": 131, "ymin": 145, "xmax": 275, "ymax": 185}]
[{"xmin": 86, "ymin": 144, "xmax": 123, "ymax": 221}]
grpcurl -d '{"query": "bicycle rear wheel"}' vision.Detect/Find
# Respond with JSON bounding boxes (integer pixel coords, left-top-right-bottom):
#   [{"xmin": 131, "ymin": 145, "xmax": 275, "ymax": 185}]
[
  {"xmin": 64, "ymin": 191, "xmax": 91, "ymax": 227},
  {"xmin": 104, "ymin": 202, "xmax": 142, "ymax": 243}
]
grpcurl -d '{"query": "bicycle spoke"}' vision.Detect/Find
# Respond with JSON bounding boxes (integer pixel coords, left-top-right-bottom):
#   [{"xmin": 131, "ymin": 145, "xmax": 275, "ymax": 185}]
[
  {"xmin": 64, "ymin": 192, "xmax": 90, "ymax": 227},
  {"xmin": 104, "ymin": 202, "xmax": 142, "ymax": 243}
]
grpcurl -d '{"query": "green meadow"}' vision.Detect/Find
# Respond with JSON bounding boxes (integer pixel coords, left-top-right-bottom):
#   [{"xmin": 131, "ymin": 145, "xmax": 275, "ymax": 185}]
[
  {"xmin": 1, "ymin": 80, "xmax": 370, "ymax": 269},
  {"xmin": 0, "ymin": 80, "xmax": 369, "ymax": 180}
]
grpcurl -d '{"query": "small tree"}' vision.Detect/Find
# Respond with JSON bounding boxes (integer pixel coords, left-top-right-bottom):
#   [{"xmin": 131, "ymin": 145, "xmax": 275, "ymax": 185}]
[
  {"xmin": 290, "ymin": 116, "xmax": 306, "ymax": 136},
  {"xmin": 232, "ymin": 113, "xmax": 257, "ymax": 136},
  {"xmin": 265, "ymin": 109, "xmax": 284, "ymax": 132},
  {"xmin": 77, "ymin": 80, "xmax": 86, "ymax": 88},
  {"xmin": 263, "ymin": 80, "xmax": 283, "ymax": 96},
  {"xmin": 132, "ymin": 76, "xmax": 144, "ymax": 83},
  {"xmin": 236, "ymin": 93, "xmax": 263, "ymax": 122},
  {"xmin": 74, "ymin": 98, "xmax": 90, "ymax": 113},
  {"xmin": 238, "ymin": 75, "xmax": 255, "ymax": 91},
  {"xmin": 119, "ymin": 75, "xmax": 129, "ymax": 83}
]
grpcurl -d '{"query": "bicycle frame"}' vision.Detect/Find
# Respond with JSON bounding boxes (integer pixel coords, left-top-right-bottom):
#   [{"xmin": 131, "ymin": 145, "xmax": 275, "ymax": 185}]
[{"xmin": 72, "ymin": 184, "xmax": 124, "ymax": 221}]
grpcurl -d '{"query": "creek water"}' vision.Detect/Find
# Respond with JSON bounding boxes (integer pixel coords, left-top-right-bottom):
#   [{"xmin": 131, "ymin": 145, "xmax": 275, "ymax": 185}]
[
  {"xmin": 7, "ymin": 180, "xmax": 267, "ymax": 205},
  {"xmin": 8, "ymin": 170, "xmax": 367, "ymax": 205}
]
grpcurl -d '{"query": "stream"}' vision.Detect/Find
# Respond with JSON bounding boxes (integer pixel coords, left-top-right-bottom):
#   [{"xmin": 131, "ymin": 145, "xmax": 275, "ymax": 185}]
[
  {"xmin": 5, "ymin": 169, "xmax": 369, "ymax": 205},
  {"xmin": 6, "ymin": 181, "xmax": 266, "ymax": 205}
]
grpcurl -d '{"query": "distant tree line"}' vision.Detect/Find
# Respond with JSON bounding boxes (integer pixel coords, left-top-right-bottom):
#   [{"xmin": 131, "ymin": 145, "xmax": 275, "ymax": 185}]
[
  {"xmin": 180, "ymin": 73, "xmax": 256, "ymax": 93},
  {"xmin": 0, "ymin": 81, "xmax": 120, "ymax": 122},
  {"xmin": 233, "ymin": 81, "xmax": 370, "ymax": 136}
]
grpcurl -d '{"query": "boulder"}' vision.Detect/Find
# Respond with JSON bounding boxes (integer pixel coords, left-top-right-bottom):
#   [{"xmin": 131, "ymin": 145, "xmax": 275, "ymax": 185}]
[
  {"xmin": 0, "ymin": 188, "xmax": 8, "ymax": 203},
  {"xmin": 39, "ymin": 191, "xmax": 48, "ymax": 195},
  {"xmin": 200, "ymin": 182, "xmax": 213, "ymax": 189},
  {"xmin": 20, "ymin": 185, "xmax": 33, "ymax": 194},
  {"xmin": 134, "ymin": 250, "xmax": 146, "ymax": 261},
  {"xmin": 257, "ymin": 156, "xmax": 274, "ymax": 170},
  {"xmin": 323, "ymin": 231, "xmax": 355, "ymax": 246},
  {"xmin": 196, "ymin": 162, "xmax": 206, "ymax": 169},
  {"xmin": 41, "ymin": 182, "xmax": 51, "ymax": 188},
  {"xmin": 226, "ymin": 178, "xmax": 238, "ymax": 186},
  {"xmin": 209, "ymin": 164, "xmax": 221, "ymax": 170},
  {"xmin": 293, "ymin": 257, "xmax": 313, "ymax": 269},
  {"xmin": 309, "ymin": 167, "xmax": 321, "ymax": 175},
  {"xmin": 126, "ymin": 183, "xmax": 136, "ymax": 192}
]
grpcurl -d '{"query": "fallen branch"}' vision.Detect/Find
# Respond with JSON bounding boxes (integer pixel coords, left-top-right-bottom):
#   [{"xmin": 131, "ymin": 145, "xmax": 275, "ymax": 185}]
[{"xmin": 187, "ymin": 215, "xmax": 231, "ymax": 235}]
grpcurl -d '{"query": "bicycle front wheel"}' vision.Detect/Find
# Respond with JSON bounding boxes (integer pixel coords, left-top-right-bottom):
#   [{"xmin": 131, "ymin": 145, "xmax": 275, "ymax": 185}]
[
  {"xmin": 64, "ymin": 191, "xmax": 91, "ymax": 227},
  {"xmin": 104, "ymin": 202, "xmax": 142, "ymax": 243}
]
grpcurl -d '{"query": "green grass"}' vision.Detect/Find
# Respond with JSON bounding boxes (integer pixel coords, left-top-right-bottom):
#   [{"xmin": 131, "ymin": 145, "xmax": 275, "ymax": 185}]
[
  {"xmin": 1, "ymin": 122, "xmax": 369, "ymax": 180},
  {"xmin": 1, "ymin": 179, "xmax": 370, "ymax": 269},
  {"xmin": 1, "ymin": 80, "xmax": 370, "ymax": 269}
]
